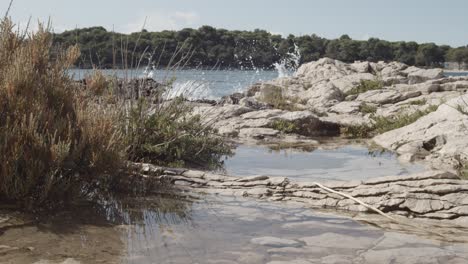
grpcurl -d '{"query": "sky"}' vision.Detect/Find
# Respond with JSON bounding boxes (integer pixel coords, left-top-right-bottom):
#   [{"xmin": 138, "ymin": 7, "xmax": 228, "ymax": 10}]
[{"xmin": 1, "ymin": 0, "xmax": 467, "ymax": 47}]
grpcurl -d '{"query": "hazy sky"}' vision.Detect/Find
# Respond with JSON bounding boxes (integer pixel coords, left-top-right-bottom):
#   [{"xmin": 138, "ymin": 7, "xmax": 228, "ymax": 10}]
[{"xmin": 2, "ymin": 0, "xmax": 467, "ymax": 46}]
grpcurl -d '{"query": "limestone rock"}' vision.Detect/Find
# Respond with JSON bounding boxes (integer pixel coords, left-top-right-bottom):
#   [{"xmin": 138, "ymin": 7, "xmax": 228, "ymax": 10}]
[
  {"xmin": 299, "ymin": 233, "xmax": 375, "ymax": 249},
  {"xmin": 351, "ymin": 61, "xmax": 371, "ymax": 73},
  {"xmin": 331, "ymin": 73, "xmax": 376, "ymax": 93},
  {"xmin": 241, "ymin": 109, "xmax": 284, "ymax": 119},
  {"xmin": 267, "ymin": 260, "xmax": 313, "ymax": 264},
  {"xmin": 238, "ymin": 128, "xmax": 280, "ymax": 139},
  {"xmin": 239, "ymin": 97, "xmax": 266, "ymax": 109},
  {"xmin": 250, "ymin": 236, "xmax": 302, "ymax": 248},
  {"xmin": 356, "ymin": 89, "xmax": 420, "ymax": 105},
  {"xmin": 373, "ymin": 94, "xmax": 468, "ymax": 168},
  {"xmin": 360, "ymin": 247, "xmax": 457, "ymax": 264},
  {"xmin": 407, "ymin": 68, "xmax": 444, "ymax": 84},
  {"xmin": 329, "ymin": 101, "xmax": 362, "ymax": 114},
  {"xmin": 299, "ymin": 81, "xmax": 344, "ymax": 109}
]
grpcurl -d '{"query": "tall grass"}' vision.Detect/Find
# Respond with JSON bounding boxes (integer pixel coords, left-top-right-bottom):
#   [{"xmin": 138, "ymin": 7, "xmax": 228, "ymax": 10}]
[
  {"xmin": 123, "ymin": 97, "xmax": 232, "ymax": 168},
  {"xmin": 0, "ymin": 15, "xmax": 232, "ymax": 210},
  {"xmin": 0, "ymin": 18, "xmax": 125, "ymax": 209},
  {"xmin": 103, "ymin": 37, "xmax": 233, "ymax": 169}
]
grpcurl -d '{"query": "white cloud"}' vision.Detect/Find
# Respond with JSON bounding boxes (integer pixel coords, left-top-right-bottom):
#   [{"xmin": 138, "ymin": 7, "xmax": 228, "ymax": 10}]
[{"xmin": 120, "ymin": 11, "xmax": 200, "ymax": 33}]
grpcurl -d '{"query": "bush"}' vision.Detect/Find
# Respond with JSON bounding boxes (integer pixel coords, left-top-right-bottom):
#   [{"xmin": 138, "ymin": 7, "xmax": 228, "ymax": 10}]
[
  {"xmin": 270, "ymin": 120, "xmax": 298, "ymax": 134},
  {"xmin": 342, "ymin": 105, "xmax": 438, "ymax": 138},
  {"xmin": 359, "ymin": 103, "xmax": 377, "ymax": 114},
  {"xmin": 408, "ymin": 99, "xmax": 427, "ymax": 106},
  {"xmin": 346, "ymin": 79, "xmax": 383, "ymax": 96},
  {"xmin": 123, "ymin": 97, "xmax": 233, "ymax": 169},
  {"xmin": 0, "ymin": 19, "xmax": 125, "ymax": 209},
  {"xmin": 84, "ymin": 69, "xmax": 110, "ymax": 96},
  {"xmin": 372, "ymin": 105, "xmax": 438, "ymax": 134}
]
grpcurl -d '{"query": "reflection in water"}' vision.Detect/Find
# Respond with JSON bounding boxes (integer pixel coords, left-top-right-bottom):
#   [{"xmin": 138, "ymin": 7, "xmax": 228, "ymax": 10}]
[
  {"xmin": 106, "ymin": 194, "xmax": 195, "ymax": 263},
  {"xmin": 0, "ymin": 192, "xmax": 195, "ymax": 264},
  {"xmin": 1, "ymin": 144, "xmax": 468, "ymax": 263},
  {"xmin": 70, "ymin": 69, "xmax": 279, "ymax": 100},
  {"xmin": 2, "ymin": 189, "xmax": 468, "ymax": 263},
  {"xmin": 222, "ymin": 144, "xmax": 424, "ymax": 181},
  {"xmin": 99, "ymin": 194, "xmax": 193, "ymax": 226}
]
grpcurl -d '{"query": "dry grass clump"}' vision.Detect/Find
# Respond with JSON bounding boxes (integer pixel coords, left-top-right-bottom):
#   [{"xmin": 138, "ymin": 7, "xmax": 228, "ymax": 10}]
[
  {"xmin": 84, "ymin": 68, "xmax": 110, "ymax": 96},
  {"xmin": 0, "ymin": 15, "xmax": 233, "ymax": 210},
  {"xmin": 0, "ymin": 18, "xmax": 124, "ymax": 209}
]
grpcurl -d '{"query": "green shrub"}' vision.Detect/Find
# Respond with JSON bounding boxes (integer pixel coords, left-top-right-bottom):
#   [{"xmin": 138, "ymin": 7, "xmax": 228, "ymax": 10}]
[
  {"xmin": 123, "ymin": 97, "xmax": 233, "ymax": 169},
  {"xmin": 270, "ymin": 120, "xmax": 298, "ymax": 134},
  {"xmin": 408, "ymin": 99, "xmax": 427, "ymax": 106},
  {"xmin": 372, "ymin": 105, "xmax": 438, "ymax": 134},
  {"xmin": 0, "ymin": 18, "xmax": 125, "ymax": 209},
  {"xmin": 342, "ymin": 105, "xmax": 438, "ymax": 138},
  {"xmin": 346, "ymin": 79, "xmax": 383, "ymax": 96},
  {"xmin": 359, "ymin": 103, "xmax": 377, "ymax": 114}
]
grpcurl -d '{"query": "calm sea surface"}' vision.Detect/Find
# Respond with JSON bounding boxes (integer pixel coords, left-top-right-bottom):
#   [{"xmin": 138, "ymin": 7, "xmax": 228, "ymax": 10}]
[
  {"xmin": 71, "ymin": 69, "xmax": 468, "ymax": 100},
  {"xmin": 70, "ymin": 69, "xmax": 279, "ymax": 99}
]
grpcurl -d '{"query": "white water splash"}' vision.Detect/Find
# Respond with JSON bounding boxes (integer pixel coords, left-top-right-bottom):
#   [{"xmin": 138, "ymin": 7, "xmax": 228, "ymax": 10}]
[
  {"xmin": 273, "ymin": 43, "xmax": 301, "ymax": 78},
  {"xmin": 141, "ymin": 65, "xmax": 156, "ymax": 79},
  {"xmin": 162, "ymin": 80, "xmax": 214, "ymax": 100}
]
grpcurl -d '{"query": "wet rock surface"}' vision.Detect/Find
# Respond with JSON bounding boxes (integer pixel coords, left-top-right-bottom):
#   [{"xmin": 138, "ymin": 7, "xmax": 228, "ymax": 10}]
[
  {"xmin": 3, "ymin": 191, "xmax": 468, "ymax": 264},
  {"xmin": 136, "ymin": 163, "xmax": 468, "ymax": 228}
]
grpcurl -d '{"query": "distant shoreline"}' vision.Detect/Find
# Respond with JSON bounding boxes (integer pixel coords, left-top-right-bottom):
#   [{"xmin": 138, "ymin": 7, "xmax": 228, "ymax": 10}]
[{"xmin": 54, "ymin": 26, "xmax": 468, "ymax": 70}]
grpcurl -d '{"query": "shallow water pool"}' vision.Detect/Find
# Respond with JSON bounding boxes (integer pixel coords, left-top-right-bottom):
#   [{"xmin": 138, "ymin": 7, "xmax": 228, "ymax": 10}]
[
  {"xmin": 2, "ymin": 193, "xmax": 467, "ymax": 264},
  {"xmin": 1, "ymin": 144, "xmax": 466, "ymax": 264},
  {"xmin": 223, "ymin": 144, "xmax": 424, "ymax": 182}
]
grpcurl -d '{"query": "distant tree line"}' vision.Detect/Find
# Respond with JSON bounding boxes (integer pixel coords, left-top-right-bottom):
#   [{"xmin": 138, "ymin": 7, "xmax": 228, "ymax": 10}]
[{"xmin": 52, "ymin": 26, "xmax": 468, "ymax": 69}]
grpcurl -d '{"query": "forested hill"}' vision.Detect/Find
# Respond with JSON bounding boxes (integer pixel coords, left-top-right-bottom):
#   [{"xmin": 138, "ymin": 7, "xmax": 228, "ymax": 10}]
[{"xmin": 52, "ymin": 26, "xmax": 468, "ymax": 69}]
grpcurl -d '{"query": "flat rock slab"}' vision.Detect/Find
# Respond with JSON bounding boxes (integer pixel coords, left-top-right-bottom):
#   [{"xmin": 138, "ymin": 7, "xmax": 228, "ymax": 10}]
[
  {"xmin": 299, "ymin": 233, "xmax": 375, "ymax": 249},
  {"xmin": 250, "ymin": 236, "xmax": 302, "ymax": 248},
  {"xmin": 359, "ymin": 247, "xmax": 461, "ymax": 264},
  {"xmin": 267, "ymin": 260, "xmax": 313, "ymax": 264},
  {"xmin": 134, "ymin": 163, "xmax": 468, "ymax": 228},
  {"xmin": 239, "ymin": 128, "xmax": 280, "ymax": 138}
]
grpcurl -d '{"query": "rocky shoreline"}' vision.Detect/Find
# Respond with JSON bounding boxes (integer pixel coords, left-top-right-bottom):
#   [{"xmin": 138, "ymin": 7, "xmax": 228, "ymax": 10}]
[
  {"xmin": 191, "ymin": 58, "xmax": 468, "ymax": 172},
  {"xmin": 168, "ymin": 58, "xmax": 468, "ymax": 227},
  {"xmin": 135, "ymin": 163, "xmax": 468, "ymax": 231},
  {"xmin": 81, "ymin": 58, "xmax": 468, "ymax": 229}
]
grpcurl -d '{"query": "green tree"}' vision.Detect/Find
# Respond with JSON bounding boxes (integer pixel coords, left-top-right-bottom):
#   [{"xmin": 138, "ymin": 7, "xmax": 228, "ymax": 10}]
[{"xmin": 415, "ymin": 43, "xmax": 445, "ymax": 67}]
